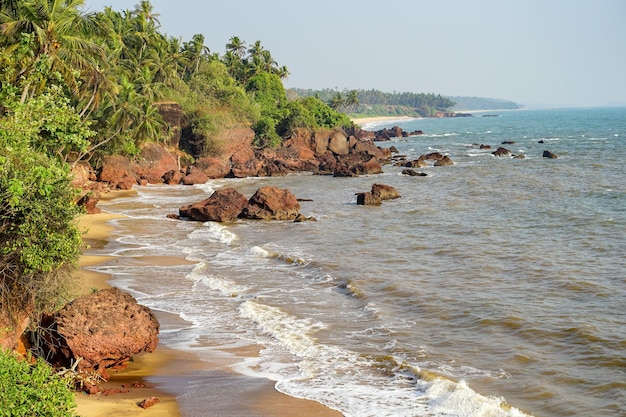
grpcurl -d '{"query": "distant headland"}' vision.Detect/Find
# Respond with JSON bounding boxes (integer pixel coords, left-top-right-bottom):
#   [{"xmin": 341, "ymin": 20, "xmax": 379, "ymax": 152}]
[{"xmin": 287, "ymin": 88, "xmax": 520, "ymax": 119}]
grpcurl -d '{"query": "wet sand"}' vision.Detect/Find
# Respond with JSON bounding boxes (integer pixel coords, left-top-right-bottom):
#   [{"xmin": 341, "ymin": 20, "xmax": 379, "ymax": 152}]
[{"xmin": 74, "ymin": 194, "xmax": 343, "ymax": 416}]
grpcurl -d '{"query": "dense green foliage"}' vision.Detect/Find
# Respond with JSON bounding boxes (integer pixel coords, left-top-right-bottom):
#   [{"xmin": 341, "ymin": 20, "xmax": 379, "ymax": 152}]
[
  {"xmin": 0, "ymin": 85, "xmax": 85, "ymax": 321},
  {"xmin": 0, "ymin": 350, "xmax": 76, "ymax": 417},
  {"xmin": 288, "ymin": 88, "xmax": 457, "ymax": 117}
]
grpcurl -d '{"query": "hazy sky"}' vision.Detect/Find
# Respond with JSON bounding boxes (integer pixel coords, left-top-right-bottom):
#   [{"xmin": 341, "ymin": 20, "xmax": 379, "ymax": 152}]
[{"xmin": 84, "ymin": 0, "xmax": 626, "ymax": 107}]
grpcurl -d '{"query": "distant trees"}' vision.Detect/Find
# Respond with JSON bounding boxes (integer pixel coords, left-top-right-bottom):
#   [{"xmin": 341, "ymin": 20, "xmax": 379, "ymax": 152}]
[
  {"xmin": 290, "ymin": 88, "xmax": 456, "ymax": 117},
  {"xmin": 449, "ymin": 96, "xmax": 520, "ymax": 110}
]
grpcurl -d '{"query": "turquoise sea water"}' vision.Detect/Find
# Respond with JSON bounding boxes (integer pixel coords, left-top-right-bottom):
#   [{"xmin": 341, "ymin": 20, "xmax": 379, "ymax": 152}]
[{"xmin": 90, "ymin": 107, "xmax": 626, "ymax": 416}]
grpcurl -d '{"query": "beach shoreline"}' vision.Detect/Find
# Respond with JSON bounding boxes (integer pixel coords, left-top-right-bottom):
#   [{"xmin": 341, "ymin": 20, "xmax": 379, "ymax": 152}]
[
  {"xmin": 350, "ymin": 115, "xmax": 418, "ymax": 126},
  {"xmin": 75, "ymin": 195, "xmax": 344, "ymax": 416}
]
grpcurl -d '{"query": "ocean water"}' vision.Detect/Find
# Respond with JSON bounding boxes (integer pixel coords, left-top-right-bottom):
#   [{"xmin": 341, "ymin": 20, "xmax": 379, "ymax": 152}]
[{"xmin": 88, "ymin": 107, "xmax": 626, "ymax": 417}]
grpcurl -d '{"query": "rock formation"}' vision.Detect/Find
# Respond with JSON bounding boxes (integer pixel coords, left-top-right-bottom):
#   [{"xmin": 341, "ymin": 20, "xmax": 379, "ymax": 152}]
[
  {"xmin": 179, "ymin": 188, "xmax": 248, "ymax": 222},
  {"xmin": 357, "ymin": 183, "xmax": 401, "ymax": 205},
  {"xmin": 240, "ymin": 187, "xmax": 301, "ymax": 220},
  {"xmin": 356, "ymin": 192, "xmax": 382, "ymax": 206},
  {"xmin": 371, "ymin": 183, "xmax": 401, "ymax": 200},
  {"xmin": 492, "ymin": 147, "xmax": 512, "ymax": 157},
  {"xmin": 40, "ymin": 288, "xmax": 159, "ymax": 374}
]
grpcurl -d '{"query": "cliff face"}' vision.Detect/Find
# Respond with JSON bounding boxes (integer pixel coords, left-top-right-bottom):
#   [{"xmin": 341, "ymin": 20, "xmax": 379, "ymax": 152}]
[
  {"xmin": 83, "ymin": 125, "xmax": 396, "ymax": 193},
  {"xmin": 156, "ymin": 102, "xmax": 184, "ymax": 148}
]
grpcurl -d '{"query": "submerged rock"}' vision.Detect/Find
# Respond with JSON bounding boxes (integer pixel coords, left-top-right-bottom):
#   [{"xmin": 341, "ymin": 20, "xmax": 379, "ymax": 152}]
[
  {"xmin": 402, "ymin": 169, "xmax": 428, "ymax": 177},
  {"xmin": 356, "ymin": 192, "xmax": 382, "ymax": 206},
  {"xmin": 434, "ymin": 155, "xmax": 454, "ymax": 166},
  {"xmin": 492, "ymin": 147, "xmax": 512, "ymax": 157}
]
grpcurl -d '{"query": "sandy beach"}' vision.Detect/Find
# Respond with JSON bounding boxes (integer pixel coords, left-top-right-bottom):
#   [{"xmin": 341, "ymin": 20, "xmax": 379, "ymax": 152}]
[
  {"xmin": 350, "ymin": 115, "xmax": 418, "ymax": 126},
  {"xmin": 74, "ymin": 194, "xmax": 343, "ymax": 416}
]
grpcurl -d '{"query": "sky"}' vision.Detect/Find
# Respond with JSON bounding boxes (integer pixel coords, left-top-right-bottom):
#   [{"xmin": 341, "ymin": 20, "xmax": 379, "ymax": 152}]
[{"xmin": 84, "ymin": 0, "xmax": 626, "ymax": 107}]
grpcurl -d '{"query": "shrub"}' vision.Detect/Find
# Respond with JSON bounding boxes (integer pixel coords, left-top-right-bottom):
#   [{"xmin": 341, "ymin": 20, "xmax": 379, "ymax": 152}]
[
  {"xmin": 0, "ymin": 350, "xmax": 76, "ymax": 417},
  {"xmin": 253, "ymin": 116, "xmax": 281, "ymax": 148},
  {"xmin": 0, "ymin": 98, "xmax": 84, "ymax": 327}
]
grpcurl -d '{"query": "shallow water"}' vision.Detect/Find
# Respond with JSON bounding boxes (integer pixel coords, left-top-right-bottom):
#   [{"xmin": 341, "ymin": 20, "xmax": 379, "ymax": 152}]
[{"xmin": 89, "ymin": 107, "xmax": 626, "ymax": 417}]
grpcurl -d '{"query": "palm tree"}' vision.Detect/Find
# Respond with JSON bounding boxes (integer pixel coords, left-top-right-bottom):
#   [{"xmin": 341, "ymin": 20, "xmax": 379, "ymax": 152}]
[
  {"xmin": 225, "ymin": 35, "xmax": 246, "ymax": 58},
  {"xmin": 275, "ymin": 65, "xmax": 290, "ymax": 80},
  {"xmin": 329, "ymin": 92, "xmax": 345, "ymax": 110},
  {"xmin": 133, "ymin": 0, "xmax": 160, "ymax": 28},
  {"xmin": 181, "ymin": 33, "xmax": 210, "ymax": 79},
  {"xmin": 345, "ymin": 90, "xmax": 360, "ymax": 112},
  {"xmin": 0, "ymin": 0, "xmax": 107, "ymax": 102},
  {"xmin": 247, "ymin": 40, "xmax": 265, "ymax": 60},
  {"xmin": 0, "ymin": 0, "xmax": 19, "ymax": 16}
]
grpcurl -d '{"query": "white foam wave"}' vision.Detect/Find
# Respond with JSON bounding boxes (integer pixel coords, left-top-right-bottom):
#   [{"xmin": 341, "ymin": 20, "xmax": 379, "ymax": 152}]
[
  {"xmin": 249, "ymin": 245, "xmax": 309, "ymax": 265},
  {"xmin": 426, "ymin": 133, "xmax": 459, "ymax": 138},
  {"xmin": 193, "ymin": 273, "xmax": 249, "ymax": 298},
  {"xmin": 239, "ymin": 300, "xmax": 326, "ymax": 355},
  {"xmin": 236, "ymin": 300, "xmax": 531, "ymax": 417},
  {"xmin": 250, "ymin": 245, "xmax": 271, "ymax": 258},
  {"xmin": 188, "ymin": 222, "xmax": 237, "ymax": 245}
]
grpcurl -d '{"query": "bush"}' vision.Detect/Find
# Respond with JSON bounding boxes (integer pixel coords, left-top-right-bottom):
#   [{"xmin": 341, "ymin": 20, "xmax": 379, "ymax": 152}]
[
  {"xmin": 0, "ymin": 98, "xmax": 84, "ymax": 326},
  {"xmin": 253, "ymin": 116, "xmax": 281, "ymax": 148},
  {"xmin": 299, "ymin": 96, "xmax": 352, "ymax": 129},
  {"xmin": 0, "ymin": 350, "xmax": 76, "ymax": 417}
]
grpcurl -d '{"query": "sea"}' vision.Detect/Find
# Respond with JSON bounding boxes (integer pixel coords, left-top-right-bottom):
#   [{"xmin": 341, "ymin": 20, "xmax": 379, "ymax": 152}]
[{"xmin": 86, "ymin": 107, "xmax": 625, "ymax": 417}]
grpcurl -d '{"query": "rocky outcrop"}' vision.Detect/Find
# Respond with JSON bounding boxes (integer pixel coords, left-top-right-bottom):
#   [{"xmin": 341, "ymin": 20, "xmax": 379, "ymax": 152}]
[
  {"xmin": 97, "ymin": 155, "xmax": 137, "ymax": 190},
  {"xmin": 163, "ymin": 169, "xmax": 185, "ymax": 185},
  {"xmin": 328, "ymin": 130, "xmax": 350, "ymax": 155},
  {"xmin": 543, "ymin": 150, "xmax": 558, "ymax": 159},
  {"xmin": 90, "ymin": 125, "xmax": 397, "ymax": 192},
  {"xmin": 371, "ymin": 183, "xmax": 401, "ymax": 200},
  {"xmin": 133, "ymin": 143, "xmax": 179, "ymax": 184},
  {"xmin": 415, "ymin": 152, "xmax": 454, "ymax": 166},
  {"xmin": 400, "ymin": 159, "xmax": 428, "ymax": 168},
  {"xmin": 357, "ymin": 183, "xmax": 400, "ymax": 205},
  {"xmin": 240, "ymin": 187, "xmax": 301, "ymax": 220},
  {"xmin": 434, "ymin": 155, "xmax": 454, "ymax": 166},
  {"xmin": 40, "ymin": 288, "xmax": 159, "ymax": 373},
  {"xmin": 195, "ymin": 156, "xmax": 232, "ymax": 179},
  {"xmin": 181, "ymin": 166, "xmax": 209, "ymax": 185},
  {"xmin": 492, "ymin": 147, "xmax": 512, "ymax": 157},
  {"xmin": 179, "ymin": 188, "xmax": 248, "ymax": 222},
  {"xmin": 356, "ymin": 192, "xmax": 381, "ymax": 205},
  {"xmin": 156, "ymin": 102, "xmax": 183, "ymax": 148},
  {"xmin": 402, "ymin": 169, "xmax": 428, "ymax": 176},
  {"xmin": 420, "ymin": 152, "xmax": 444, "ymax": 161},
  {"xmin": 371, "ymin": 126, "xmax": 424, "ymax": 141}
]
